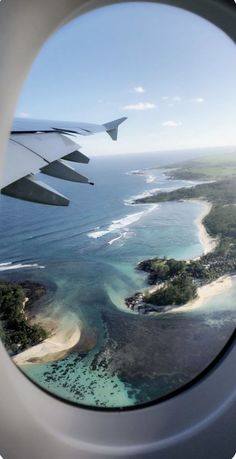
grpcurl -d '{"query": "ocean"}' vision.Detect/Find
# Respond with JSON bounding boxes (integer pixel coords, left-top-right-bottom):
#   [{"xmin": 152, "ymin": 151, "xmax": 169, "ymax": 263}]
[{"xmin": 0, "ymin": 150, "xmax": 235, "ymax": 409}]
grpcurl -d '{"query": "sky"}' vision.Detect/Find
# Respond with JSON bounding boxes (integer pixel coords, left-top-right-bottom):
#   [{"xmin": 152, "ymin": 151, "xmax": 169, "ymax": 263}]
[{"xmin": 15, "ymin": 2, "xmax": 236, "ymax": 156}]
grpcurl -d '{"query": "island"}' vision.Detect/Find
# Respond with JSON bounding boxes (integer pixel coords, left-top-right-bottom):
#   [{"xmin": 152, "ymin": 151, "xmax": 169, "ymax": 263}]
[{"xmin": 125, "ymin": 153, "xmax": 236, "ymax": 314}]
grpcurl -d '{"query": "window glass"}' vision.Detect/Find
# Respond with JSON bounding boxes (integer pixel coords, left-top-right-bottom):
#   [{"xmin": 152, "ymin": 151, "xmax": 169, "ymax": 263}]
[{"xmin": 0, "ymin": 2, "xmax": 236, "ymax": 409}]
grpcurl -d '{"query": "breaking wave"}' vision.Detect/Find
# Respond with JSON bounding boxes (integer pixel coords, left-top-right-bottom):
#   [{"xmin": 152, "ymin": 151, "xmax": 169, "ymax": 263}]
[
  {"xmin": 124, "ymin": 179, "xmax": 204, "ymax": 206},
  {"xmin": 0, "ymin": 262, "xmax": 45, "ymax": 271},
  {"xmin": 87, "ymin": 205, "xmax": 158, "ymax": 242},
  {"xmin": 124, "ymin": 188, "xmax": 161, "ymax": 205},
  {"xmin": 146, "ymin": 174, "xmax": 156, "ymax": 184},
  {"xmin": 108, "ymin": 233, "xmax": 127, "ymax": 246},
  {"xmin": 125, "ymin": 170, "xmax": 156, "ymax": 184},
  {"xmin": 125, "ymin": 169, "xmax": 145, "ymax": 176}
]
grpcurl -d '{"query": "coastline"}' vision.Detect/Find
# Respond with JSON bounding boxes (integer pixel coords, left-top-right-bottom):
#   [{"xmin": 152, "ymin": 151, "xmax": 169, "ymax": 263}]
[
  {"xmin": 192, "ymin": 200, "xmax": 218, "ymax": 256},
  {"xmin": 125, "ymin": 196, "xmax": 233, "ymax": 315},
  {"xmin": 10, "ymin": 180, "xmax": 232, "ymax": 360},
  {"xmin": 13, "ymin": 311, "xmax": 81, "ymax": 366},
  {"xmin": 170, "ymin": 275, "xmax": 233, "ymax": 313}
]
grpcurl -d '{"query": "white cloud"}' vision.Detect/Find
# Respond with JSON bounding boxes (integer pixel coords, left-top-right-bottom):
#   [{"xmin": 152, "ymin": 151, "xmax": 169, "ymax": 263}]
[
  {"xmin": 134, "ymin": 86, "xmax": 145, "ymax": 94},
  {"xmin": 172, "ymin": 96, "xmax": 182, "ymax": 102},
  {"xmin": 162, "ymin": 96, "xmax": 182, "ymax": 102},
  {"xmin": 17, "ymin": 112, "xmax": 30, "ymax": 118},
  {"xmin": 162, "ymin": 120, "xmax": 183, "ymax": 127},
  {"xmin": 123, "ymin": 102, "xmax": 156, "ymax": 111},
  {"xmin": 192, "ymin": 97, "xmax": 204, "ymax": 103}
]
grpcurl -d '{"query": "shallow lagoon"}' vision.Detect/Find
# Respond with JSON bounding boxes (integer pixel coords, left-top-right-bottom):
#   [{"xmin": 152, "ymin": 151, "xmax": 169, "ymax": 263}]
[{"xmin": 0, "ymin": 152, "xmax": 235, "ymax": 408}]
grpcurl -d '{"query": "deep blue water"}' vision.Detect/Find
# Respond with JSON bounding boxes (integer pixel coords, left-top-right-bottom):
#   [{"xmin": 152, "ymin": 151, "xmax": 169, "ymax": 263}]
[{"xmin": 0, "ymin": 150, "xmax": 235, "ymax": 408}]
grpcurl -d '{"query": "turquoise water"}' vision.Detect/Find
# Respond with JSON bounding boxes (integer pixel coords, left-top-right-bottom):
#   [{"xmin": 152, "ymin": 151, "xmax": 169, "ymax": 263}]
[{"xmin": 0, "ymin": 151, "xmax": 235, "ymax": 408}]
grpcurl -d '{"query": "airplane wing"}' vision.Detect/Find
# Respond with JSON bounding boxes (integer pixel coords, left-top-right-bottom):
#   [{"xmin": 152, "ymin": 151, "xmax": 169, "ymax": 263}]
[{"xmin": 0, "ymin": 116, "xmax": 127, "ymax": 206}]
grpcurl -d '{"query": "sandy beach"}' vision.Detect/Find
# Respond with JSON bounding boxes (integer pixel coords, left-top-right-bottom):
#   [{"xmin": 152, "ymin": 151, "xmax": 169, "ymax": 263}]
[
  {"xmin": 170, "ymin": 275, "xmax": 233, "ymax": 314},
  {"xmin": 11, "ymin": 200, "xmax": 227, "ymax": 363},
  {"xmin": 193, "ymin": 200, "xmax": 218, "ymax": 256},
  {"xmin": 13, "ymin": 311, "xmax": 81, "ymax": 366}
]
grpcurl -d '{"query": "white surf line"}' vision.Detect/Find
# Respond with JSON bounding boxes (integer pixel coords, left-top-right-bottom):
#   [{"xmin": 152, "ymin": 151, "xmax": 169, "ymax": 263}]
[
  {"xmin": 108, "ymin": 234, "xmax": 124, "ymax": 245},
  {"xmin": 124, "ymin": 178, "xmax": 211, "ymax": 206},
  {"xmin": 0, "ymin": 262, "xmax": 45, "ymax": 271},
  {"xmin": 87, "ymin": 205, "xmax": 158, "ymax": 240},
  {"xmin": 146, "ymin": 174, "xmax": 156, "ymax": 183},
  {"xmin": 125, "ymin": 169, "xmax": 145, "ymax": 176},
  {"xmin": 124, "ymin": 188, "xmax": 161, "ymax": 205}
]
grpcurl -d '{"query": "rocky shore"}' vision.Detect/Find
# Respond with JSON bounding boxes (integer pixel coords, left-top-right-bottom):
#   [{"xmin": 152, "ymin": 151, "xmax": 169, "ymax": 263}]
[{"xmin": 125, "ymin": 291, "xmax": 172, "ymax": 314}]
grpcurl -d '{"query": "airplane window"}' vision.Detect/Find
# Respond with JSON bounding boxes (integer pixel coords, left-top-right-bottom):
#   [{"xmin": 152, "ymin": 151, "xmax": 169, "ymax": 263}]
[{"xmin": 0, "ymin": 2, "xmax": 236, "ymax": 410}]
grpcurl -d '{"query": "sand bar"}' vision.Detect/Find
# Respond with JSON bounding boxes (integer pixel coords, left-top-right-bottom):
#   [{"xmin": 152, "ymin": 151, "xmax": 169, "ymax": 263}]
[{"xmin": 13, "ymin": 311, "xmax": 81, "ymax": 366}]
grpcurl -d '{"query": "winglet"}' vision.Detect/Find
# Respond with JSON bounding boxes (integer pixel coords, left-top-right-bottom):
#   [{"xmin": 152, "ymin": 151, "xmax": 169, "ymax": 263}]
[{"xmin": 103, "ymin": 117, "xmax": 127, "ymax": 141}]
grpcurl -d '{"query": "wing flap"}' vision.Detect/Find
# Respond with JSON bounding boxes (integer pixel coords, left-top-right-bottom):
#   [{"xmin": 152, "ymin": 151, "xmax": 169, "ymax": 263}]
[
  {"xmin": 41, "ymin": 159, "xmax": 89, "ymax": 183},
  {"xmin": 1, "ymin": 134, "xmax": 91, "ymax": 205},
  {"xmin": 1, "ymin": 175, "xmax": 69, "ymax": 206},
  {"xmin": 0, "ymin": 116, "xmax": 127, "ymax": 206},
  {"xmin": 62, "ymin": 150, "xmax": 90, "ymax": 164}
]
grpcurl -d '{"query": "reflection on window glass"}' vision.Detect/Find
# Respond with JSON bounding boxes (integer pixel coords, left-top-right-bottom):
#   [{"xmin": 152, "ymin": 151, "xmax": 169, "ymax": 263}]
[{"xmin": 0, "ymin": 2, "xmax": 236, "ymax": 409}]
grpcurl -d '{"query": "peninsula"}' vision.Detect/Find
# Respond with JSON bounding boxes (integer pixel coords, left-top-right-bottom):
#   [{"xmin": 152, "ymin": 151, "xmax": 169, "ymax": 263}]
[
  {"xmin": 0, "ymin": 280, "xmax": 83, "ymax": 365},
  {"xmin": 125, "ymin": 153, "xmax": 236, "ymax": 314},
  {"xmin": 0, "ymin": 281, "xmax": 48, "ymax": 355}
]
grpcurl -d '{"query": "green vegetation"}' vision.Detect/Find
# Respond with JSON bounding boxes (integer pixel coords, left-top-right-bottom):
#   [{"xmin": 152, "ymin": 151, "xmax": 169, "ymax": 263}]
[
  {"xmin": 0, "ymin": 282, "xmax": 48, "ymax": 355},
  {"xmin": 135, "ymin": 177, "xmax": 236, "ymax": 206},
  {"xmin": 144, "ymin": 274, "xmax": 197, "ymax": 307},
  {"xmin": 204, "ymin": 205, "xmax": 236, "ymax": 239},
  {"xmin": 165, "ymin": 152, "xmax": 236, "ymax": 180},
  {"xmin": 125, "ymin": 153, "xmax": 236, "ymax": 312},
  {"xmin": 139, "ymin": 258, "xmax": 186, "ymax": 284}
]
